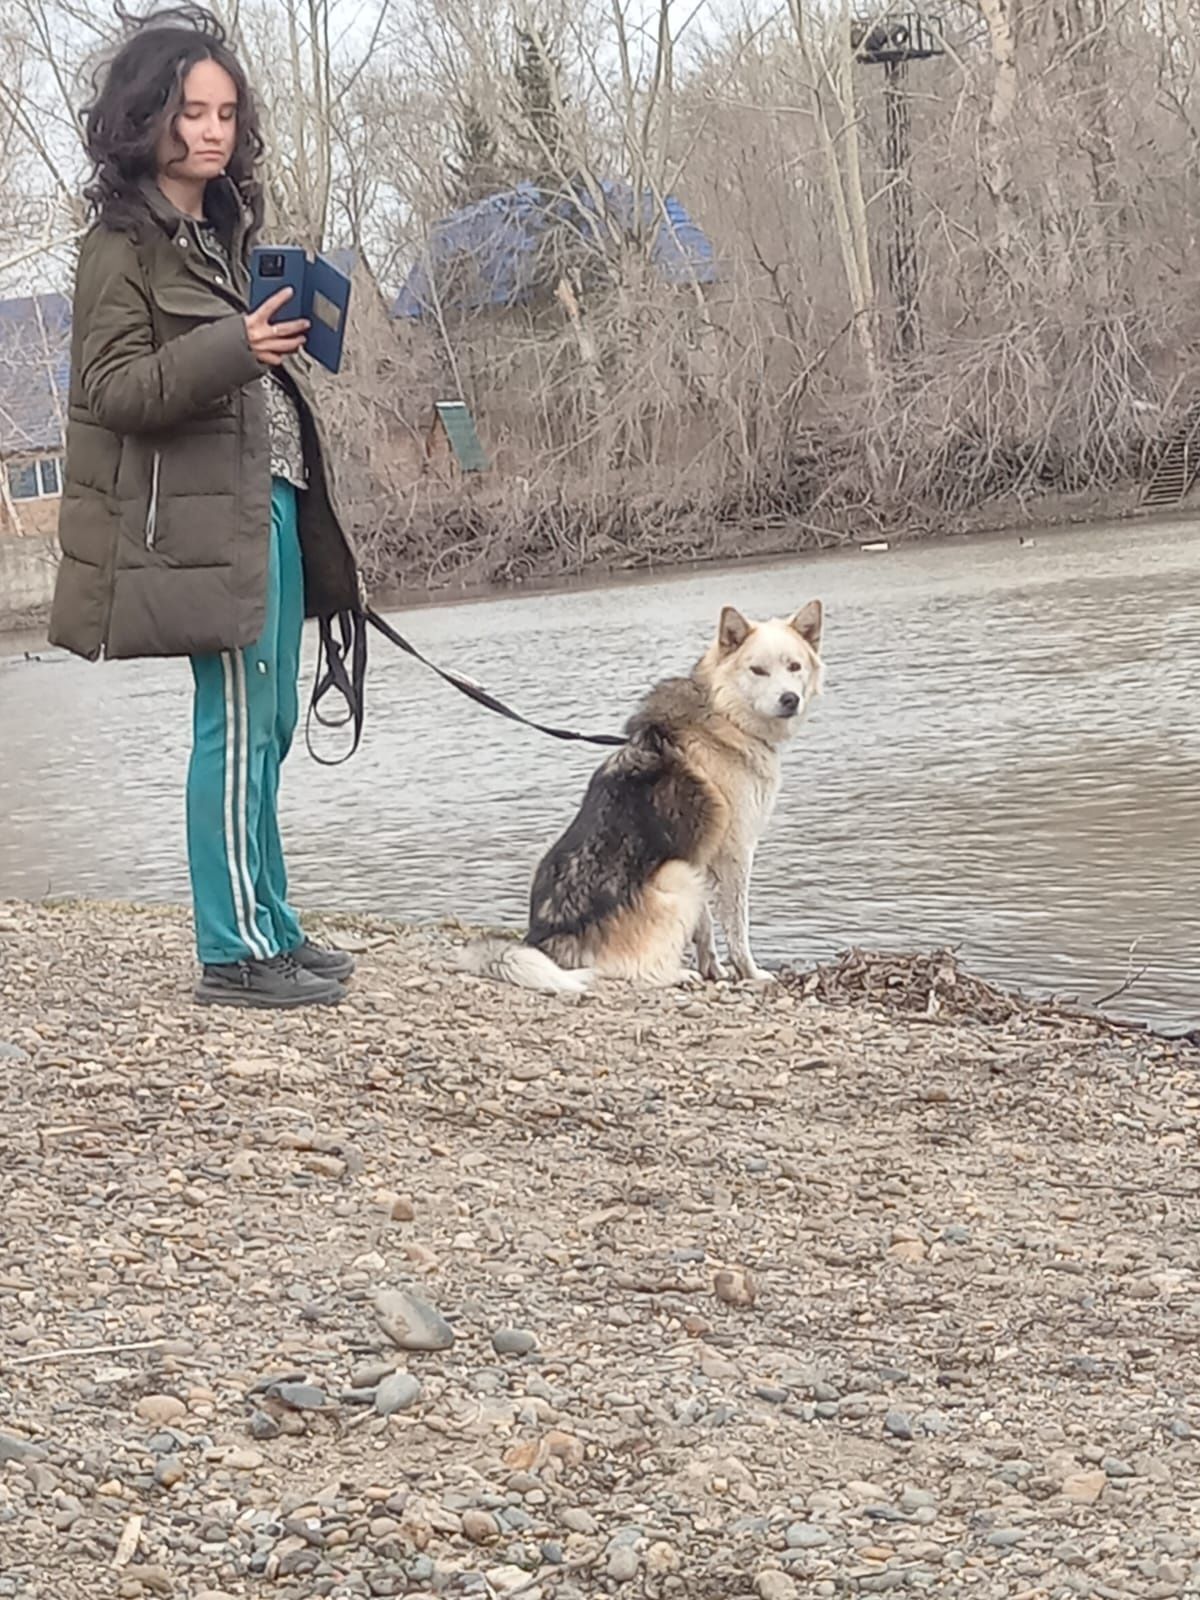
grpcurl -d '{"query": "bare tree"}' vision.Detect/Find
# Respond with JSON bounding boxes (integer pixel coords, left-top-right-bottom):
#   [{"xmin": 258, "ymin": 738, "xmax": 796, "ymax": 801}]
[{"xmin": 2, "ymin": 0, "xmax": 1200, "ymax": 593}]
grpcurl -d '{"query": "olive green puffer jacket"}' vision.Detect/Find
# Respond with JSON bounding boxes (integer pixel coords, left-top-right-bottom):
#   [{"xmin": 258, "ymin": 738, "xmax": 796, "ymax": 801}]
[{"xmin": 49, "ymin": 178, "xmax": 360, "ymax": 661}]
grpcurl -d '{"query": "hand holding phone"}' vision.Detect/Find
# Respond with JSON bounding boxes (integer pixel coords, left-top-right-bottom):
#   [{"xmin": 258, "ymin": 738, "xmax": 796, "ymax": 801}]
[
  {"xmin": 245, "ymin": 288, "xmax": 309, "ymax": 367},
  {"xmin": 249, "ymin": 245, "xmax": 352, "ymax": 374}
]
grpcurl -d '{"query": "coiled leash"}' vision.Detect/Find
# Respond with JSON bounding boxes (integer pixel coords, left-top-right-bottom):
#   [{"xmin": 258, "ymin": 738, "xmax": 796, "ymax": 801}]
[{"xmin": 306, "ymin": 607, "xmax": 628, "ymax": 766}]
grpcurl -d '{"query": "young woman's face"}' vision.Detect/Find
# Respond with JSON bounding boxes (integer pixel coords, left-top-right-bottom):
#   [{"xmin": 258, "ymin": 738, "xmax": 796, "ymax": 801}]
[{"xmin": 156, "ymin": 57, "xmax": 238, "ymax": 182}]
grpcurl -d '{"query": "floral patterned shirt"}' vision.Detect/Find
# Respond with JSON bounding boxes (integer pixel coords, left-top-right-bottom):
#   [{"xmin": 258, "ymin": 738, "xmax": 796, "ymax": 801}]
[{"xmin": 192, "ymin": 220, "xmax": 308, "ymax": 490}]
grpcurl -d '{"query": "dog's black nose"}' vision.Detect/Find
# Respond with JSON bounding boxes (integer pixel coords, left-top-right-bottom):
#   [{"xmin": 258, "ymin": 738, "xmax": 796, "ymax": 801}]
[{"xmin": 779, "ymin": 690, "xmax": 799, "ymax": 715}]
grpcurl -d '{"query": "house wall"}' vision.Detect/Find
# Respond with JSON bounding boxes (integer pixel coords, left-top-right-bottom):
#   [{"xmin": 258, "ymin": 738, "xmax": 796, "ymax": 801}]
[
  {"xmin": 1, "ymin": 440, "xmax": 62, "ymax": 618},
  {"xmin": 0, "ymin": 528, "xmax": 59, "ymax": 618},
  {"xmin": 1, "ymin": 496, "xmax": 59, "ymax": 539}
]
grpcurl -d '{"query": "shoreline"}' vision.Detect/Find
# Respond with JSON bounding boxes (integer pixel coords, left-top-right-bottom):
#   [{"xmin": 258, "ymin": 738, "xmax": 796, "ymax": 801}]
[
  {"xmin": 0, "ymin": 482, "xmax": 1181, "ymax": 640},
  {"xmin": 3, "ymin": 899, "xmax": 1198, "ymax": 1596},
  {"xmin": 5, "ymin": 893, "xmax": 1194, "ymax": 1043}
]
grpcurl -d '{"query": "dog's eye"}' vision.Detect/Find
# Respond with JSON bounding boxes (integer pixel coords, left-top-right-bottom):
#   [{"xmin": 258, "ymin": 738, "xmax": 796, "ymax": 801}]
[
  {"xmin": 749, "ymin": 666, "xmax": 768, "ymax": 677},
  {"xmin": 788, "ymin": 661, "xmax": 802, "ymax": 673}
]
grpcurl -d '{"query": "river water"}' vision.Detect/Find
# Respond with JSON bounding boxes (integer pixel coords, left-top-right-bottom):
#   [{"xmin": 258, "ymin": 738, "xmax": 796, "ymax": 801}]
[{"xmin": 2, "ymin": 517, "xmax": 1198, "ymax": 1028}]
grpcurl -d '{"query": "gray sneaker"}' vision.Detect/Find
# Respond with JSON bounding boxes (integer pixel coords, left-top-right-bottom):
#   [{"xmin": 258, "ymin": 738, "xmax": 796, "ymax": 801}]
[
  {"xmin": 291, "ymin": 938, "xmax": 356, "ymax": 983},
  {"xmin": 194, "ymin": 953, "xmax": 346, "ymax": 1009}
]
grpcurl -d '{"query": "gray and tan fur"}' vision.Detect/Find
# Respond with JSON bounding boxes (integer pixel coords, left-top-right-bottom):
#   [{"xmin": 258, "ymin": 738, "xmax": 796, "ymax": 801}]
[{"xmin": 460, "ymin": 601, "xmax": 824, "ymax": 994}]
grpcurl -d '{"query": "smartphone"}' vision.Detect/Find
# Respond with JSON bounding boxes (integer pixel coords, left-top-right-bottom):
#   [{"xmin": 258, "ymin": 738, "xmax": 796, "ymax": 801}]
[
  {"xmin": 248, "ymin": 246, "xmax": 352, "ymax": 374},
  {"xmin": 248, "ymin": 246, "xmax": 308, "ymax": 324}
]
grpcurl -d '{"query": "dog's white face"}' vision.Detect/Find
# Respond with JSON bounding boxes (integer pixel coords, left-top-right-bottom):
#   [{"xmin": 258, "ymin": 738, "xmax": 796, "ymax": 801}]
[{"xmin": 706, "ymin": 601, "xmax": 824, "ymax": 739}]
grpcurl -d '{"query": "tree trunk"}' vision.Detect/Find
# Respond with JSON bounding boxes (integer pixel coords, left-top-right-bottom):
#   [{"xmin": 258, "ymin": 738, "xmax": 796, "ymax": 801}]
[
  {"xmin": 787, "ymin": 0, "xmax": 882, "ymax": 396},
  {"xmin": 976, "ymin": 0, "xmax": 1021, "ymax": 278}
]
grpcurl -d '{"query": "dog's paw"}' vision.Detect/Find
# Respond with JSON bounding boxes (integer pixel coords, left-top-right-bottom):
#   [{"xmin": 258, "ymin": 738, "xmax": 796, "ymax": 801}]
[
  {"xmin": 735, "ymin": 964, "xmax": 777, "ymax": 984},
  {"xmin": 674, "ymin": 969, "xmax": 705, "ymax": 987},
  {"xmin": 698, "ymin": 956, "xmax": 727, "ymax": 982}
]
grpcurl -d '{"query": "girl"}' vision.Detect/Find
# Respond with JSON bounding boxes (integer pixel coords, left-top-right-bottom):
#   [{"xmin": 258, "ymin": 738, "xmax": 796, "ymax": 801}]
[{"xmin": 50, "ymin": 5, "xmax": 360, "ymax": 1008}]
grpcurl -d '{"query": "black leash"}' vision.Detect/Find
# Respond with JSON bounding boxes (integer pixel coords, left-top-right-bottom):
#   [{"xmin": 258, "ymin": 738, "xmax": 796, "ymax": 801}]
[{"xmin": 306, "ymin": 607, "xmax": 628, "ymax": 766}]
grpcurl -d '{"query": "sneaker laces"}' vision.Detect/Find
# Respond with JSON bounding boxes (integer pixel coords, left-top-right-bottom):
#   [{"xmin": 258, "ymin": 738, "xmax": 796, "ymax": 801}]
[{"xmin": 263, "ymin": 952, "xmax": 302, "ymax": 980}]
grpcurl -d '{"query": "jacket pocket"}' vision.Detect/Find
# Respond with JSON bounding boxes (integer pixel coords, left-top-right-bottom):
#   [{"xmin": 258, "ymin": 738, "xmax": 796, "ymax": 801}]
[
  {"xmin": 144, "ymin": 450, "xmax": 162, "ymax": 549},
  {"xmin": 149, "ymin": 281, "xmax": 238, "ymax": 322}
]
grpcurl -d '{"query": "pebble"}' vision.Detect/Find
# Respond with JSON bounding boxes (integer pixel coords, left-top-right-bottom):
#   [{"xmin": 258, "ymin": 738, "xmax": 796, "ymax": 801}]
[
  {"xmin": 561, "ymin": 1508, "xmax": 599, "ymax": 1535},
  {"xmin": 375, "ymin": 1189, "xmax": 416, "ymax": 1221},
  {"xmin": 646, "ymin": 1541, "xmax": 681, "ymax": 1575},
  {"xmin": 756, "ymin": 1385, "xmax": 790, "ymax": 1404},
  {"xmin": 153, "ymin": 1456, "xmax": 185, "ymax": 1488},
  {"xmin": 228, "ymin": 1149, "xmax": 257, "ymax": 1179},
  {"xmin": 373, "ymin": 1288, "xmax": 456, "ymax": 1351},
  {"xmin": 221, "ymin": 1447, "xmax": 263, "ymax": 1470},
  {"xmin": 785, "ymin": 1522, "xmax": 831, "ymax": 1549},
  {"xmin": 607, "ymin": 1546, "xmax": 641, "ymax": 1583},
  {"xmin": 374, "ymin": 1372, "xmax": 423, "ymax": 1415},
  {"xmin": 351, "ymin": 1361, "xmax": 397, "ymax": 1390},
  {"xmin": 304, "ymin": 1151, "xmax": 347, "ymax": 1177},
  {"xmin": 884, "ymin": 1410, "xmax": 915, "ymax": 1440},
  {"xmin": 986, "ymin": 1528, "xmax": 1025, "ymax": 1549},
  {"xmin": 1062, "ymin": 1469, "xmax": 1107, "ymax": 1504},
  {"xmin": 713, "ymin": 1266, "xmax": 757, "ymax": 1307},
  {"xmin": 247, "ymin": 1409, "xmax": 280, "ymax": 1440},
  {"xmin": 492, "ymin": 1328, "xmax": 538, "ymax": 1357},
  {"xmin": 123, "ymin": 1566, "xmax": 172, "ymax": 1596},
  {"xmin": 900, "ymin": 1486, "xmax": 938, "ymax": 1511},
  {"xmin": 25, "ymin": 1463, "xmax": 57, "ymax": 1496},
  {"xmin": 134, "ymin": 1395, "xmax": 187, "ymax": 1426},
  {"xmin": 462, "ymin": 1509, "xmax": 499, "ymax": 1543},
  {"xmin": 756, "ymin": 1574, "xmax": 799, "ymax": 1600},
  {"xmin": 267, "ymin": 1382, "xmax": 327, "ymax": 1411},
  {"xmin": 0, "ymin": 1433, "xmax": 45, "ymax": 1463},
  {"xmin": 486, "ymin": 1568, "xmax": 533, "ymax": 1596}
]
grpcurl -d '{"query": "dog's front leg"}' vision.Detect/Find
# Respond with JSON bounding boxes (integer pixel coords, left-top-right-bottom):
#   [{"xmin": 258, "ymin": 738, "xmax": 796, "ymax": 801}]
[
  {"xmin": 715, "ymin": 853, "xmax": 774, "ymax": 982},
  {"xmin": 693, "ymin": 899, "xmax": 725, "ymax": 981}
]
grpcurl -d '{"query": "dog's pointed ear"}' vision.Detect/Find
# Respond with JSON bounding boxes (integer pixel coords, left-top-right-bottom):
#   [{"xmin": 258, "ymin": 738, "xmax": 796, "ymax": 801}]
[
  {"xmin": 788, "ymin": 600, "xmax": 822, "ymax": 651},
  {"xmin": 718, "ymin": 606, "xmax": 752, "ymax": 655}
]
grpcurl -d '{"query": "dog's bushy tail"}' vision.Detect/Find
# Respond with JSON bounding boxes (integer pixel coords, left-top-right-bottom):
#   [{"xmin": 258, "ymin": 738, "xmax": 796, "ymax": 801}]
[{"xmin": 457, "ymin": 938, "xmax": 593, "ymax": 996}]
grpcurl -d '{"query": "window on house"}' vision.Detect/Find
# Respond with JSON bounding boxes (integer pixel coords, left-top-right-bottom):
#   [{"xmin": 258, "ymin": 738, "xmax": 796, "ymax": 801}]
[{"xmin": 6, "ymin": 455, "xmax": 63, "ymax": 501}]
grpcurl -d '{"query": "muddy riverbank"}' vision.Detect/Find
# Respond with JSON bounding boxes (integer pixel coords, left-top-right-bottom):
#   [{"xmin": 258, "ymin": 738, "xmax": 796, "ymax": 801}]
[{"xmin": 0, "ymin": 483, "xmax": 1154, "ymax": 639}]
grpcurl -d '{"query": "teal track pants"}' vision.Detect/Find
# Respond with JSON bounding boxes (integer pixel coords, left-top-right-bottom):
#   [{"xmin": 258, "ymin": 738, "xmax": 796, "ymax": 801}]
[{"xmin": 187, "ymin": 478, "xmax": 305, "ymax": 966}]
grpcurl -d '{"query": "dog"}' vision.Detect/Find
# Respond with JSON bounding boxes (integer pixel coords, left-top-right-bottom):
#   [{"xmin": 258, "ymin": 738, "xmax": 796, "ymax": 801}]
[{"xmin": 460, "ymin": 600, "xmax": 824, "ymax": 993}]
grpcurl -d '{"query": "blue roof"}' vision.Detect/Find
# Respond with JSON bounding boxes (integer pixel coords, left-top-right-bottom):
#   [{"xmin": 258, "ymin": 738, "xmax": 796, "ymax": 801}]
[
  {"xmin": 0, "ymin": 293, "xmax": 71, "ymax": 456},
  {"xmin": 393, "ymin": 179, "xmax": 716, "ymax": 319}
]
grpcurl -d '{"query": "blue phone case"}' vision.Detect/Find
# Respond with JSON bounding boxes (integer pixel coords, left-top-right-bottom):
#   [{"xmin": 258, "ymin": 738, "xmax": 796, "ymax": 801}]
[
  {"xmin": 248, "ymin": 247, "xmax": 352, "ymax": 374},
  {"xmin": 304, "ymin": 255, "xmax": 351, "ymax": 375},
  {"xmin": 248, "ymin": 246, "xmax": 307, "ymax": 320}
]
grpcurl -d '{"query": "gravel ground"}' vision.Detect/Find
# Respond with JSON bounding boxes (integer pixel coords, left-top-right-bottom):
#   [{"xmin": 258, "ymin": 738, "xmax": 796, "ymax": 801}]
[{"xmin": 1, "ymin": 899, "xmax": 1198, "ymax": 1600}]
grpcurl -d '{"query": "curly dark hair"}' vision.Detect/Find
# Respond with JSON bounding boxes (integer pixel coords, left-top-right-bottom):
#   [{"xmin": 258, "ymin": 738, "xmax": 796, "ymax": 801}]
[{"xmin": 82, "ymin": 5, "xmax": 264, "ymax": 237}]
